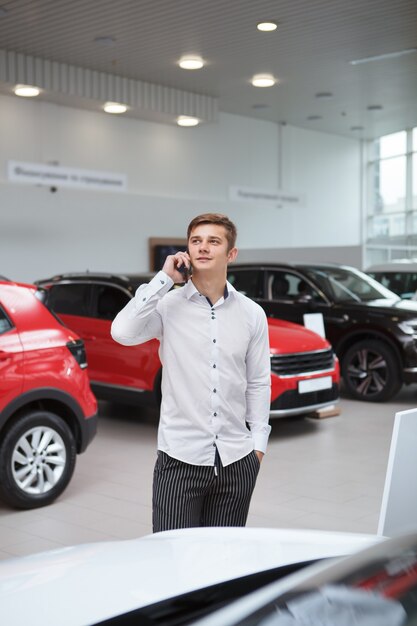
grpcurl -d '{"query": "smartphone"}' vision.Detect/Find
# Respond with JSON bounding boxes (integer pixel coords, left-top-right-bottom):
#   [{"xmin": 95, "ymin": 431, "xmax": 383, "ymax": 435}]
[
  {"xmin": 177, "ymin": 249, "xmax": 192, "ymax": 281},
  {"xmin": 178, "ymin": 262, "xmax": 192, "ymax": 281}
]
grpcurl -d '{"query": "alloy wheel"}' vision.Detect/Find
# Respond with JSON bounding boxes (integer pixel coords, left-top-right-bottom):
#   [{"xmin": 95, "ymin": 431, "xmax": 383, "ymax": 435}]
[{"xmin": 11, "ymin": 426, "xmax": 66, "ymax": 495}]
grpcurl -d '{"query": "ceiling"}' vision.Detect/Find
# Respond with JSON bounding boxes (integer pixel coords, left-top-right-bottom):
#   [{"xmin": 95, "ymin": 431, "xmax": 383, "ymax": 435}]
[{"xmin": 0, "ymin": 0, "xmax": 416, "ymax": 139}]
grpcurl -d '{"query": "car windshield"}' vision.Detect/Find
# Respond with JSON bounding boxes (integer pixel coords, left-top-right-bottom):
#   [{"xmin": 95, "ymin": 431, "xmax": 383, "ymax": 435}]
[
  {"xmin": 240, "ymin": 540, "xmax": 417, "ymax": 626},
  {"xmin": 301, "ymin": 267, "xmax": 400, "ymax": 303}
]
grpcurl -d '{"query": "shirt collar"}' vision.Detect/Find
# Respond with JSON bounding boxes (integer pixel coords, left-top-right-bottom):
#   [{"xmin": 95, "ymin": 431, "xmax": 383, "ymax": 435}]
[{"xmin": 183, "ymin": 279, "xmax": 236, "ymax": 301}]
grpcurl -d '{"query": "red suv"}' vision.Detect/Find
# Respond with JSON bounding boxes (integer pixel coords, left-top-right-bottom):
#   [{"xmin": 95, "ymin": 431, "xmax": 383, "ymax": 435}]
[
  {"xmin": 36, "ymin": 273, "xmax": 340, "ymax": 418},
  {"xmin": 0, "ymin": 280, "xmax": 97, "ymax": 509}
]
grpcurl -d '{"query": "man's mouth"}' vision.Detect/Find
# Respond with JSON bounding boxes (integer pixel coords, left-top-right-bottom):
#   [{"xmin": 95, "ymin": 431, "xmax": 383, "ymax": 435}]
[{"xmin": 197, "ymin": 257, "xmax": 211, "ymax": 261}]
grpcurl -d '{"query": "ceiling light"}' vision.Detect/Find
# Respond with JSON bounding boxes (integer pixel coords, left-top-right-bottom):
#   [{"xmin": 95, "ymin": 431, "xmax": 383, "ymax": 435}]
[
  {"xmin": 367, "ymin": 104, "xmax": 383, "ymax": 111},
  {"xmin": 251, "ymin": 74, "xmax": 276, "ymax": 88},
  {"xmin": 257, "ymin": 21, "xmax": 278, "ymax": 32},
  {"xmin": 306, "ymin": 115, "xmax": 322, "ymax": 121},
  {"xmin": 350, "ymin": 48, "xmax": 417, "ymax": 65},
  {"xmin": 350, "ymin": 126, "xmax": 364, "ymax": 131},
  {"xmin": 179, "ymin": 56, "xmax": 204, "ymax": 70},
  {"xmin": 14, "ymin": 84, "xmax": 40, "ymax": 97},
  {"xmin": 252, "ymin": 103, "xmax": 270, "ymax": 110},
  {"xmin": 177, "ymin": 116, "xmax": 199, "ymax": 127},
  {"xmin": 315, "ymin": 91, "xmax": 333, "ymax": 99},
  {"xmin": 103, "ymin": 102, "xmax": 127, "ymax": 114}
]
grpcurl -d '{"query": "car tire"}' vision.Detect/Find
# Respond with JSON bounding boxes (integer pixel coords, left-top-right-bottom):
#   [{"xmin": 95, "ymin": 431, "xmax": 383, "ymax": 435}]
[
  {"xmin": 341, "ymin": 339, "xmax": 401, "ymax": 402},
  {"xmin": 0, "ymin": 411, "xmax": 76, "ymax": 509}
]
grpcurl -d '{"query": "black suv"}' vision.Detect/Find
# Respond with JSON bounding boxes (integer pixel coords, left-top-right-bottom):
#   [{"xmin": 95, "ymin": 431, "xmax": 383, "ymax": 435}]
[{"xmin": 227, "ymin": 263, "xmax": 417, "ymax": 402}]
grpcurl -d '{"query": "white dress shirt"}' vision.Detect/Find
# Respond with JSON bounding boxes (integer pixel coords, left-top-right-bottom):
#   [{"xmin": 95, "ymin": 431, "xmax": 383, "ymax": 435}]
[{"xmin": 111, "ymin": 271, "xmax": 271, "ymax": 467}]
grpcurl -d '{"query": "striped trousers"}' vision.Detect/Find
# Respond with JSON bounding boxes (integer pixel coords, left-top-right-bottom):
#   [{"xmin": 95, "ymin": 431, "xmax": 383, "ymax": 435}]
[{"xmin": 152, "ymin": 450, "xmax": 260, "ymax": 532}]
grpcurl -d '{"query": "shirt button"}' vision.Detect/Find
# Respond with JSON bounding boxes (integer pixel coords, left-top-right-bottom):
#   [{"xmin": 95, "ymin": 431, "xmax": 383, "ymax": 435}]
[
  {"xmin": 213, "ymin": 339, "xmax": 216, "ymax": 343},
  {"xmin": 214, "ymin": 412, "xmax": 217, "ymax": 416},
  {"xmin": 213, "ymin": 364, "xmax": 216, "ymax": 368},
  {"xmin": 142, "ymin": 297, "xmax": 146, "ymax": 301},
  {"xmin": 213, "ymin": 389, "xmax": 217, "ymax": 393}
]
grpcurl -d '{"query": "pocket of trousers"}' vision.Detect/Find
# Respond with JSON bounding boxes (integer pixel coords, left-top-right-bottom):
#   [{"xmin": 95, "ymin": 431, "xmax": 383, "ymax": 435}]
[{"xmin": 252, "ymin": 450, "xmax": 261, "ymax": 470}]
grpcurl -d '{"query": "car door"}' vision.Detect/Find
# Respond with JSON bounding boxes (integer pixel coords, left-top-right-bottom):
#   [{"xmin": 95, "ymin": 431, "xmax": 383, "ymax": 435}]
[
  {"xmin": 45, "ymin": 282, "xmax": 100, "ymax": 374},
  {"xmin": 0, "ymin": 304, "xmax": 24, "ymax": 407},
  {"xmin": 91, "ymin": 284, "xmax": 160, "ymax": 391},
  {"xmin": 263, "ymin": 270, "xmax": 331, "ymax": 329}
]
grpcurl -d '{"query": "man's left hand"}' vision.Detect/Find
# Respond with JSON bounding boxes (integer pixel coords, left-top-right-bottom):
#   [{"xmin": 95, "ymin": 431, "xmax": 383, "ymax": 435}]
[{"xmin": 255, "ymin": 450, "xmax": 264, "ymax": 463}]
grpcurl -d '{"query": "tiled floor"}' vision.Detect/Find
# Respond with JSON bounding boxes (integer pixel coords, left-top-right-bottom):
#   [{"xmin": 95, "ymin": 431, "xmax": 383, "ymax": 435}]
[{"xmin": 1, "ymin": 387, "xmax": 416, "ymax": 561}]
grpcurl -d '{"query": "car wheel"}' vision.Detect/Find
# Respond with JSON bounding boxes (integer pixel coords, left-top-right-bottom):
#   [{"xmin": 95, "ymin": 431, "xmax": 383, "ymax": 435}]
[
  {"xmin": 0, "ymin": 411, "xmax": 76, "ymax": 509},
  {"xmin": 341, "ymin": 339, "xmax": 401, "ymax": 402}
]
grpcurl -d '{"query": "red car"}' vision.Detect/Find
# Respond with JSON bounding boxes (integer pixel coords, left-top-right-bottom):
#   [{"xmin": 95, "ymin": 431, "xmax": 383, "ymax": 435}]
[
  {"xmin": 0, "ymin": 280, "xmax": 97, "ymax": 509},
  {"xmin": 37, "ymin": 272, "xmax": 340, "ymax": 417}
]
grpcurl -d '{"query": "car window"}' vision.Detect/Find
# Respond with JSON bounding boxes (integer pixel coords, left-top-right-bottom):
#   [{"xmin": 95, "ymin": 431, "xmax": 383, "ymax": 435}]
[
  {"xmin": 304, "ymin": 267, "xmax": 398, "ymax": 302},
  {"xmin": 94, "ymin": 286, "xmax": 130, "ymax": 321},
  {"xmin": 267, "ymin": 271, "xmax": 324, "ymax": 303},
  {"xmin": 0, "ymin": 306, "xmax": 12, "ymax": 335},
  {"xmin": 371, "ymin": 272, "xmax": 417, "ymax": 299},
  {"xmin": 47, "ymin": 284, "xmax": 92, "ymax": 316},
  {"xmin": 227, "ymin": 269, "xmax": 263, "ymax": 298}
]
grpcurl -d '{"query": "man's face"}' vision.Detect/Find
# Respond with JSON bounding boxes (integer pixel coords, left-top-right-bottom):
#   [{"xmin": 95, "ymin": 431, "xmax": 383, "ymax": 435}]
[{"xmin": 188, "ymin": 224, "xmax": 237, "ymax": 275}]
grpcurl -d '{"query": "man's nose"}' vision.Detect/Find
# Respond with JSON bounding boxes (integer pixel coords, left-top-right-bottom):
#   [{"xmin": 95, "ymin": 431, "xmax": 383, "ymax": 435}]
[{"xmin": 198, "ymin": 240, "xmax": 209, "ymax": 251}]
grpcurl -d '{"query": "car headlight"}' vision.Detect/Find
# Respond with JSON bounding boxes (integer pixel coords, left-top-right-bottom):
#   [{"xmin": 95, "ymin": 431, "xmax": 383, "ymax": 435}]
[{"xmin": 398, "ymin": 320, "xmax": 417, "ymax": 335}]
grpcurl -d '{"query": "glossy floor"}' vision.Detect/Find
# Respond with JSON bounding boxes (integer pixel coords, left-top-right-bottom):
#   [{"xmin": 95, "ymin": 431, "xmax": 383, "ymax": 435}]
[{"xmin": 0, "ymin": 388, "xmax": 416, "ymax": 560}]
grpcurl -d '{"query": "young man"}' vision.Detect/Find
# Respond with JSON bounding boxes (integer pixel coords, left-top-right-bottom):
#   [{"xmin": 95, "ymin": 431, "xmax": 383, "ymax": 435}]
[{"xmin": 111, "ymin": 213, "xmax": 271, "ymax": 531}]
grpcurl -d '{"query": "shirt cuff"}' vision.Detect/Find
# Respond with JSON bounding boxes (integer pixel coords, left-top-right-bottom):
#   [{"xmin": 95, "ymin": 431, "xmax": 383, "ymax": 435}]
[
  {"xmin": 135, "ymin": 270, "xmax": 173, "ymax": 300},
  {"xmin": 252, "ymin": 428, "xmax": 271, "ymax": 454}
]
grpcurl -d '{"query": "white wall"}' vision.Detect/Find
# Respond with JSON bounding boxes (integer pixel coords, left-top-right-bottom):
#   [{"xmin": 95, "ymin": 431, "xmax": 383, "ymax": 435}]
[
  {"xmin": 0, "ymin": 94, "xmax": 361, "ymax": 282},
  {"xmin": 279, "ymin": 124, "xmax": 361, "ymax": 247}
]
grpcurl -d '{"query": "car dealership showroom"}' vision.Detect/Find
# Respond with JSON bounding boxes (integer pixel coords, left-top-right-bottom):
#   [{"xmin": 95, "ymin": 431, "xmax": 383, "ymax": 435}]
[{"xmin": 1, "ymin": 1, "xmax": 417, "ymax": 624}]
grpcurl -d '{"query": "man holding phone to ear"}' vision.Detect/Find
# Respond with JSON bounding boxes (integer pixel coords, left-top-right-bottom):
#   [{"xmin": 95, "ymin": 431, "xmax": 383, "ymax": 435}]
[{"xmin": 111, "ymin": 213, "xmax": 271, "ymax": 532}]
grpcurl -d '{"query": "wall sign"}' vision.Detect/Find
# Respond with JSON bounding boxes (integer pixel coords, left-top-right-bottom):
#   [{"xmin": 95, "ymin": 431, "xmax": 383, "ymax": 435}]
[
  {"xmin": 7, "ymin": 160, "xmax": 127, "ymax": 192},
  {"xmin": 229, "ymin": 185, "xmax": 304, "ymax": 209}
]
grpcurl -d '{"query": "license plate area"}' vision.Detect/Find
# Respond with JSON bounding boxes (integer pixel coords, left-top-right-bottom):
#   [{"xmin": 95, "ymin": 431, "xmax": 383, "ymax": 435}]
[{"xmin": 298, "ymin": 376, "xmax": 332, "ymax": 394}]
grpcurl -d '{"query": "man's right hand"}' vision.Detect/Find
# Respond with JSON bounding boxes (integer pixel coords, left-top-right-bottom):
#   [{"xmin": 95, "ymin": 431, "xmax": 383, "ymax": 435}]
[{"xmin": 162, "ymin": 251, "xmax": 191, "ymax": 283}]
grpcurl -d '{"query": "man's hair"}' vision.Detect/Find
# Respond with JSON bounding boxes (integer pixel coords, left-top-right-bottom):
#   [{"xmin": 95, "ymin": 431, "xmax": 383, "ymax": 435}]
[{"xmin": 187, "ymin": 213, "xmax": 237, "ymax": 251}]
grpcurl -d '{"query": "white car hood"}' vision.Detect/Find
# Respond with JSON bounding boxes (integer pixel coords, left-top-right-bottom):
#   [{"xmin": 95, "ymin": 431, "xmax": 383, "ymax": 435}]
[{"xmin": 0, "ymin": 527, "xmax": 381, "ymax": 626}]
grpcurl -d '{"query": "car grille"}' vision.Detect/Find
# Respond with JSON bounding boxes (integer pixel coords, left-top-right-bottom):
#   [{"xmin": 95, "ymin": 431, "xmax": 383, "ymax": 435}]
[
  {"xmin": 270, "ymin": 384, "xmax": 339, "ymax": 411},
  {"xmin": 270, "ymin": 348, "xmax": 334, "ymax": 376}
]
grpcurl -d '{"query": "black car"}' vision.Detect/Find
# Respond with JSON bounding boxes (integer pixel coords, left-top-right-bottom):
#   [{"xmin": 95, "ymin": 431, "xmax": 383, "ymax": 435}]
[{"xmin": 227, "ymin": 263, "xmax": 417, "ymax": 402}]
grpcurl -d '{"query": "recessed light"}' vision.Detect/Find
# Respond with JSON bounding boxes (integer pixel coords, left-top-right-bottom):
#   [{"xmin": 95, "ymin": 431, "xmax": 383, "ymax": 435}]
[
  {"xmin": 350, "ymin": 126, "xmax": 364, "ymax": 131},
  {"xmin": 251, "ymin": 74, "xmax": 277, "ymax": 88},
  {"xmin": 14, "ymin": 84, "xmax": 40, "ymax": 97},
  {"xmin": 103, "ymin": 102, "xmax": 127, "ymax": 114},
  {"xmin": 94, "ymin": 36, "xmax": 116, "ymax": 47},
  {"xmin": 306, "ymin": 115, "xmax": 322, "ymax": 121},
  {"xmin": 177, "ymin": 115, "xmax": 199, "ymax": 127},
  {"xmin": 315, "ymin": 91, "xmax": 333, "ymax": 99},
  {"xmin": 252, "ymin": 103, "xmax": 270, "ymax": 110},
  {"xmin": 350, "ymin": 48, "xmax": 417, "ymax": 65},
  {"xmin": 367, "ymin": 104, "xmax": 383, "ymax": 111},
  {"xmin": 178, "ymin": 56, "xmax": 205, "ymax": 70},
  {"xmin": 257, "ymin": 21, "xmax": 278, "ymax": 32}
]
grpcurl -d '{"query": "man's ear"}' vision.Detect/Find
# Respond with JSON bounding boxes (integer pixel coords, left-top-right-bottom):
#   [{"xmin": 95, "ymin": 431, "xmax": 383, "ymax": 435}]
[{"xmin": 227, "ymin": 247, "xmax": 238, "ymax": 264}]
